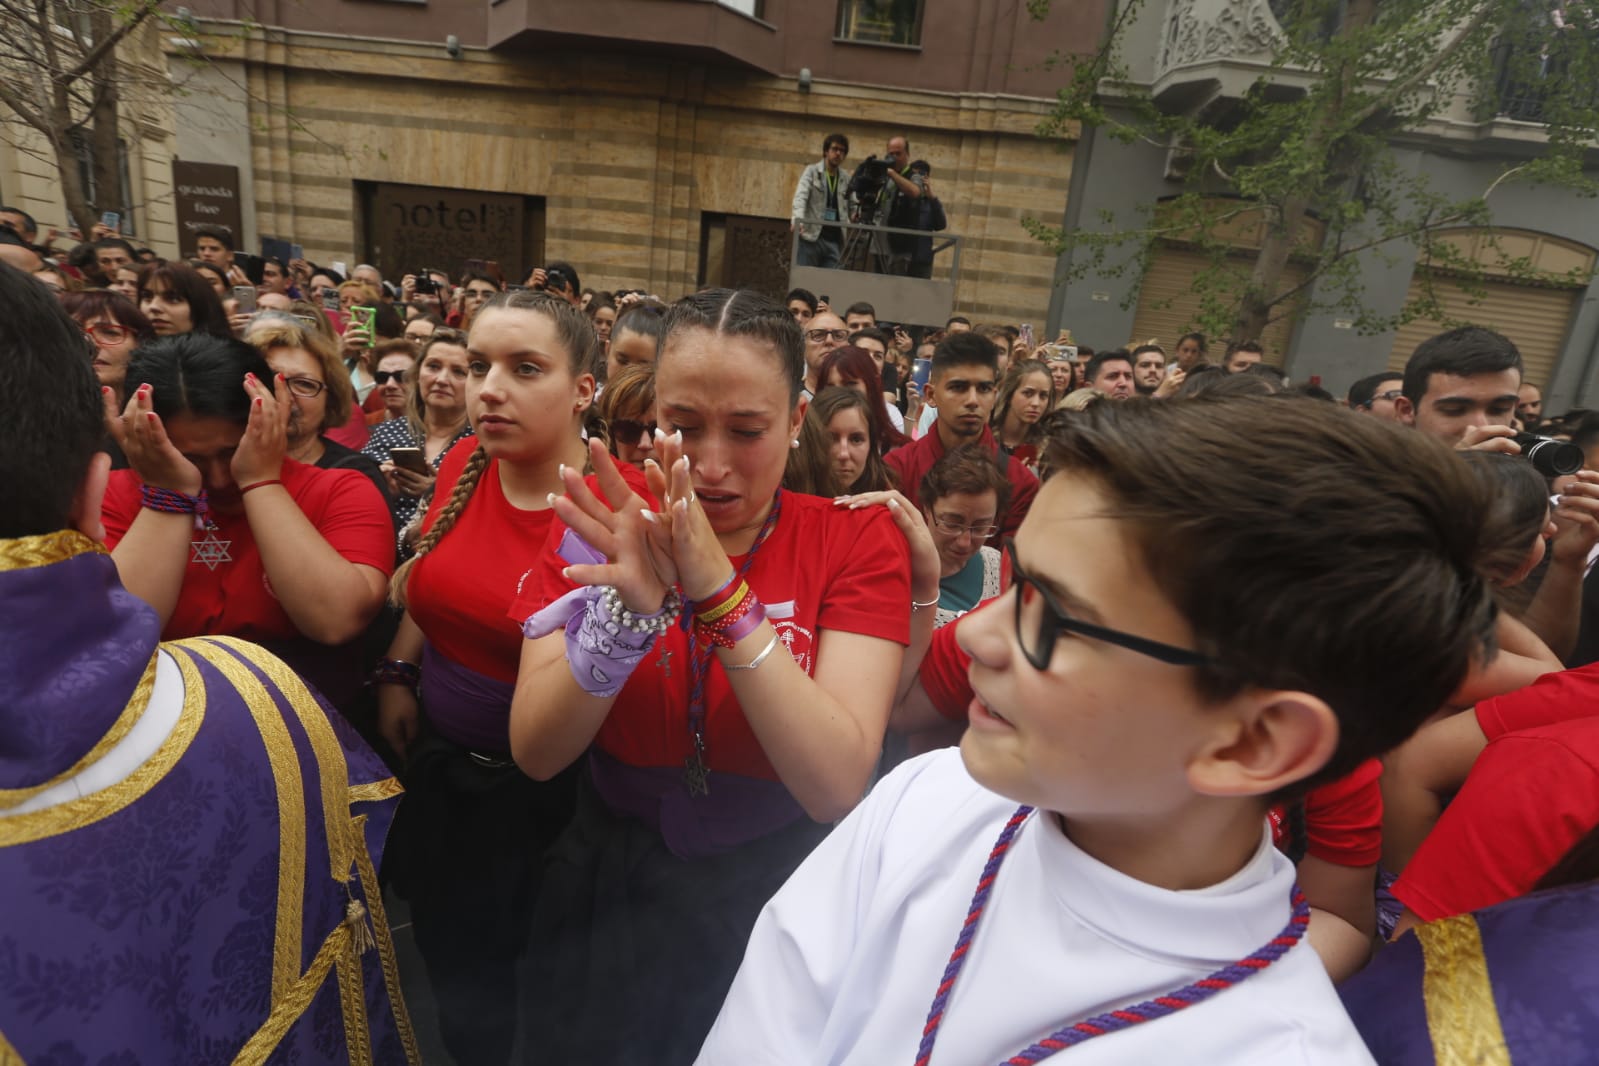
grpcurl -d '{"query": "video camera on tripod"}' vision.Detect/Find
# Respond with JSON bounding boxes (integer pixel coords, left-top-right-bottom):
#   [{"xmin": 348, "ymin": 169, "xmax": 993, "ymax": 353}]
[{"xmin": 845, "ymin": 155, "xmax": 893, "ymax": 223}]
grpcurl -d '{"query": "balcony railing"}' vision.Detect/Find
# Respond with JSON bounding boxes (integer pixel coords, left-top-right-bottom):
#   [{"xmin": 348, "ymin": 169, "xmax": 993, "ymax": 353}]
[{"xmin": 789, "ymin": 217, "xmax": 962, "ymax": 327}]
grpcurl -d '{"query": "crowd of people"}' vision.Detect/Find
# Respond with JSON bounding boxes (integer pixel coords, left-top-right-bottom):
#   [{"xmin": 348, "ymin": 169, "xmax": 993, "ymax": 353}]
[{"xmin": 8, "ymin": 200, "xmax": 1599, "ymax": 1065}]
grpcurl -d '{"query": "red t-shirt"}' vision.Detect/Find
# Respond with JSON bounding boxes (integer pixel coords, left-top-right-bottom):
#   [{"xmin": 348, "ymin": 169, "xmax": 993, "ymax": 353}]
[
  {"xmin": 919, "ymin": 612, "xmax": 1383, "ymax": 866},
  {"xmin": 102, "ymin": 459, "xmax": 394, "ymax": 643},
  {"xmin": 406, "ymin": 440, "xmax": 648, "ymax": 683},
  {"xmin": 508, "ymin": 491, "xmax": 912, "ymax": 780},
  {"xmin": 1476, "ymin": 660, "xmax": 1599, "ymax": 740},
  {"xmin": 1393, "ymin": 716, "xmax": 1599, "ymax": 922}
]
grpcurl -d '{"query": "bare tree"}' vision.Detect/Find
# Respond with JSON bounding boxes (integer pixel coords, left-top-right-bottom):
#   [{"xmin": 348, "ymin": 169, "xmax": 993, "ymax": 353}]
[{"xmin": 0, "ymin": 0, "xmax": 173, "ymax": 236}]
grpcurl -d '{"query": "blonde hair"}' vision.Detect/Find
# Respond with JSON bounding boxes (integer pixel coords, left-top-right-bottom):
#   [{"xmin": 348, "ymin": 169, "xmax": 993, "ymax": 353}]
[
  {"xmin": 389, "ymin": 292, "xmax": 599, "ymax": 607},
  {"xmin": 339, "ymin": 280, "xmax": 380, "ymax": 305},
  {"xmin": 244, "ymin": 314, "xmax": 353, "ymax": 430}
]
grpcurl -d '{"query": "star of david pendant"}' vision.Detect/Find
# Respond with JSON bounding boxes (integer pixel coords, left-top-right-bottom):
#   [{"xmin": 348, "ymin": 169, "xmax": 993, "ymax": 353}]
[
  {"xmin": 683, "ymin": 733, "xmax": 710, "ymax": 797},
  {"xmin": 191, "ymin": 531, "xmax": 233, "ymax": 570}
]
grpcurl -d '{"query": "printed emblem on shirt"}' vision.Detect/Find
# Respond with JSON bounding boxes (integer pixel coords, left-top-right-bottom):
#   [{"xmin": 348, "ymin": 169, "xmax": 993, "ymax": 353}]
[{"xmin": 773, "ymin": 618, "xmax": 815, "ymax": 675}]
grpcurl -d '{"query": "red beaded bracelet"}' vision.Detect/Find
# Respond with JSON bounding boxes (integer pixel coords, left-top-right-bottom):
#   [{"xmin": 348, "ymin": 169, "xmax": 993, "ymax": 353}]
[{"xmin": 240, "ymin": 478, "xmax": 283, "ymax": 495}]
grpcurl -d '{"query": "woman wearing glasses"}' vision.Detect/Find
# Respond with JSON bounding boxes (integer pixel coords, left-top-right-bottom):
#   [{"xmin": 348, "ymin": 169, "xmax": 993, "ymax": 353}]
[
  {"xmin": 597, "ymin": 361, "xmax": 657, "ymax": 470},
  {"xmin": 61, "ymin": 290, "xmax": 153, "ymax": 409},
  {"xmin": 99, "ymin": 331, "xmax": 395, "ymax": 711},
  {"xmin": 363, "ymin": 330, "xmax": 475, "ymax": 543},
  {"xmin": 245, "ymin": 315, "xmax": 392, "ymax": 508},
  {"xmin": 918, "ymin": 445, "xmax": 1011, "ymax": 629}
]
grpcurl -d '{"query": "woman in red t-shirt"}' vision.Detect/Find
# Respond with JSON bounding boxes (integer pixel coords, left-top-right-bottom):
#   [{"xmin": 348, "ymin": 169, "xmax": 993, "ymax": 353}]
[
  {"xmin": 507, "ymin": 289, "xmax": 914, "ymax": 1061},
  {"xmin": 375, "ymin": 290, "xmax": 600, "ymax": 1066},
  {"xmin": 100, "ymin": 332, "xmax": 393, "ymax": 708}
]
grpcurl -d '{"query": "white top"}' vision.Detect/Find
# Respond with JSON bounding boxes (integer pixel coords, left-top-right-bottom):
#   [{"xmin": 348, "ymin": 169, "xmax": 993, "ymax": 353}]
[
  {"xmin": 3, "ymin": 650, "xmax": 183, "ymax": 816},
  {"xmin": 697, "ymin": 749, "xmax": 1375, "ymax": 1066}
]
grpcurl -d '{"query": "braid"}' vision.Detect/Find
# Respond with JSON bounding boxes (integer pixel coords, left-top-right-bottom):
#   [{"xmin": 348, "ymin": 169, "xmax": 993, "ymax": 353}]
[{"xmin": 389, "ymin": 444, "xmax": 491, "ymax": 607}]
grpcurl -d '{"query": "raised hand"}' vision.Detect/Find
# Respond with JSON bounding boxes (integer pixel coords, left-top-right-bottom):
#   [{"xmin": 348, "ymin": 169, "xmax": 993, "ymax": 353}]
[
  {"xmin": 104, "ymin": 384, "xmax": 203, "ymax": 495},
  {"xmin": 551, "ymin": 438, "xmax": 678, "ymax": 612},
  {"xmin": 231, "ymin": 373, "xmax": 291, "ymax": 486}
]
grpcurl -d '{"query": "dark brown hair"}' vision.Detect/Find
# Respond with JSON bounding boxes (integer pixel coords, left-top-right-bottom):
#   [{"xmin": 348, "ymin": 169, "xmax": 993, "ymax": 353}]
[
  {"xmin": 599, "ymin": 362, "xmax": 657, "ymax": 459},
  {"xmin": 920, "ymin": 443, "xmax": 1012, "ymax": 519},
  {"xmin": 660, "ymin": 289, "xmax": 805, "ymax": 405},
  {"xmin": 60, "ymin": 289, "xmax": 153, "ymax": 340},
  {"xmin": 390, "ymin": 293, "xmax": 595, "ymax": 606},
  {"xmin": 1041, "ymin": 395, "xmax": 1497, "ymax": 796},
  {"xmin": 138, "ymin": 261, "xmax": 232, "ymax": 338},
  {"xmin": 807, "ymin": 386, "xmax": 894, "ymax": 495}
]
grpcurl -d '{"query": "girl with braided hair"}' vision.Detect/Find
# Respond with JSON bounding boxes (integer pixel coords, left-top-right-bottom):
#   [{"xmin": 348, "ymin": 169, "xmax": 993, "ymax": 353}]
[
  {"xmin": 375, "ymin": 289, "xmax": 620, "ymax": 1066},
  {"xmin": 507, "ymin": 288, "xmax": 918, "ymax": 1061}
]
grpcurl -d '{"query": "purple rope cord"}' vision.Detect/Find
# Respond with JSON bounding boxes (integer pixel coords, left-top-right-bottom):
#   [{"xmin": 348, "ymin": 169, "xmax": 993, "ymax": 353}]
[{"xmin": 913, "ymin": 805, "xmax": 1311, "ymax": 1066}]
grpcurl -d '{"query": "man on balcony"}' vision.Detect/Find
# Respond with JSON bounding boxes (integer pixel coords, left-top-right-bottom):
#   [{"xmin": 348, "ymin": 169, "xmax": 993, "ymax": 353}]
[{"xmin": 792, "ymin": 133, "xmax": 850, "ymax": 270}]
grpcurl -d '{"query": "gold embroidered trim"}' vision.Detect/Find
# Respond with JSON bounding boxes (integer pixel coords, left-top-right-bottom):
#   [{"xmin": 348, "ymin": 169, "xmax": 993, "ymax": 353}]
[
  {"xmin": 1417, "ymin": 913, "xmax": 1513, "ymax": 1066},
  {"xmin": 198, "ymin": 637, "xmax": 359, "ymax": 883},
  {"xmin": 0, "ymin": 530, "xmax": 104, "ymax": 573},
  {"xmin": 348, "ymin": 778, "xmax": 403, "ymax": 804},
  {"xmin": 0, "ymin": 653, "xmax": 159, "ymax": 811},
  {"xmin": 182, "ymin": 640, "xmax": 308, "ymax": 1009},
  {"xmin": 335, "ymin": 941, "xmax": 373, "ymax": 1066},
  {"xmin": 230, "ymin": 920, "xmax": 349, "ymax": 1065},
  {"xmin": 0, "ymin": 647, "xmax": 204, "ymax": 848},
  {"xmin": 352, "ymin": 813, "xmax": 423, "ymax": 1065},
  {"xmin": 0, "ymin": 1028, "xmax": 24, "ymax": 1065}
]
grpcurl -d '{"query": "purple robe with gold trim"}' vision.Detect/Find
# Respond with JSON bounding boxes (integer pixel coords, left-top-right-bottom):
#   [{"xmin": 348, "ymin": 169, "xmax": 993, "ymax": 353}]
[
  {"xmin": 1341, "ymin": 883, "xmax": 1599, "ymax": 1065},
  {"xmin": 0, "ymin": 531, "xmax": 417, "ymax": 1064}
]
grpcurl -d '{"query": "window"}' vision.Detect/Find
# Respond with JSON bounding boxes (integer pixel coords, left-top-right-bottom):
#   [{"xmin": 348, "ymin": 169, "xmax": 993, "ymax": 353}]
[
  {"xmin": 835, "ymin": 0, "xmax": 923, "ymax": 47},
  {"xmin": 716, "ymin": 0, "xmax": 763, "ymax": 17}
]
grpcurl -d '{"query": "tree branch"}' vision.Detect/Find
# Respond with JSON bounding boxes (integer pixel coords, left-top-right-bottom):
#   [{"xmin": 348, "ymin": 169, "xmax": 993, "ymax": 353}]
[
  {"xmin": 58, "ymin": 0, "xmax": 163, "ymax": 89},
  {"xmin": 1349, "ymin": 4, "xmax": 1496, "ymax": 127}
]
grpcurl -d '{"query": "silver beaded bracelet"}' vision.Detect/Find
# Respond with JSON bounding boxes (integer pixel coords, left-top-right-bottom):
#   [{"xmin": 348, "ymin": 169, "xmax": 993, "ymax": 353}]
[{"xmin": 601, "ymin": 585, "xmax": 684, "ymax": 635}]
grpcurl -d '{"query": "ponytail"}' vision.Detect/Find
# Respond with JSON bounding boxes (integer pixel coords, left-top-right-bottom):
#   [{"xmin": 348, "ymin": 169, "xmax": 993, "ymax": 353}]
[{"xmin": 389, "ymin": 444, "xmax": 491, "ymax": 607}]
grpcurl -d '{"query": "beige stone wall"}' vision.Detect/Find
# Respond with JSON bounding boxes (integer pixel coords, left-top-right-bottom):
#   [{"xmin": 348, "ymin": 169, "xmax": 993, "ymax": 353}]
[
  {"xmin": 0, "ymin": 21, "xmax": 180, "ymax": 251},
  {"xmin": 199, "ymin": 27, "xmax": 1072, "ymax": 325}
]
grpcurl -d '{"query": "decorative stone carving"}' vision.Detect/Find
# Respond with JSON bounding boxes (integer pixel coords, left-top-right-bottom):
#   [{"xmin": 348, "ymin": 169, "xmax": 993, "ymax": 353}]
[{"xmin": 1159, "ymin": 0, "xmax": 1286, "ymax": 76}]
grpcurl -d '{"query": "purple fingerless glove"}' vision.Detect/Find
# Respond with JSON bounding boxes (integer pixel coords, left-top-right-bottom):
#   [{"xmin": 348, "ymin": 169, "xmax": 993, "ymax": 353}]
[{"xmin": 519, "ymin": 529, "xmax": 662, "ymax": 699}]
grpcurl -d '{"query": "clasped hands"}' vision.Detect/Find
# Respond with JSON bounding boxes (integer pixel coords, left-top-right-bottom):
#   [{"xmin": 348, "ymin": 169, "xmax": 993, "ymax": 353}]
[{"xmin": 551, "ymin": 432, "xmax": 737, "ymax": 617}]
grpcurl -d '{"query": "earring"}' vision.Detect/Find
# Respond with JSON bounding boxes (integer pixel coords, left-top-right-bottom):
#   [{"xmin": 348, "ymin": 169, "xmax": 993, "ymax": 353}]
[{"xmin": 790, "ymin": 438, "xmax": 800, "ymax": 449}]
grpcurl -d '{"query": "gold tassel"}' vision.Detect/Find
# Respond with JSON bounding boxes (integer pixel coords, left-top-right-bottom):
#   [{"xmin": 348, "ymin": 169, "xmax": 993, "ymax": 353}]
[{"xmin": 346, "ymin": 897, "xmax": 377, "ymax": 954}]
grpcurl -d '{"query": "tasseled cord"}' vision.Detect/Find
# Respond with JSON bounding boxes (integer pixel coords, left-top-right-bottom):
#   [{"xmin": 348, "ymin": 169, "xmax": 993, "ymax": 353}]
[{"xmin": 345, "ymin": 893, "xmax": 377, "ymax": 954}]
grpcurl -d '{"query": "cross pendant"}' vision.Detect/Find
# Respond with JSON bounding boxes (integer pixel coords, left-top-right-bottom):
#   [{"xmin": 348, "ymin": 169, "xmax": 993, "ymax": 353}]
[
  {"xmin": 656, "ymin": 647, "xmax": 672, "ymax": 678},
  {"xmin": 683, "ymin": 735, "xmax": 710, "ymax": 797}
]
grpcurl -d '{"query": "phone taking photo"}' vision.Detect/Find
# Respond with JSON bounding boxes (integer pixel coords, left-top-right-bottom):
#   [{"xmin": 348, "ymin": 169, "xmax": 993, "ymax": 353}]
[{"xmin": 232, "ymin": 285, "xmax": 257, "ymax": 314}]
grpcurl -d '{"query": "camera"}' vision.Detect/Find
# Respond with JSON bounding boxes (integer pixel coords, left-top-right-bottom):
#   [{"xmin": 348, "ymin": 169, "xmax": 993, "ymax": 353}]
[
  {"xmin": 413, "ymin": 270, "xmax": 437, "ymax": 295},
  {"xmin": 1512, "ymin": 431, "xmax": 1584, "ymax": 478},
  {"xmin": 846, "ymin": 156, "xmax": 892, "ymax": 214},
  {"xmin": 535, "ymin": 266, "xmax": 570, "ymax": 294}
]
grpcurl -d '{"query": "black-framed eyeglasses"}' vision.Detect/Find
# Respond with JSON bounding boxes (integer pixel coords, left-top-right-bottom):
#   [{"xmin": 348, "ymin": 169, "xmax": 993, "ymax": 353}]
[
  {"xmin": 284, "ymin": 376, "xmax": 327, "ymax": 398},
  {"xmin": 931, "ymin": 513, "xmax": 999, "ymax": 540},
  {"xmin": 806, "ymin": 328, "xmax": 850, "ymax": 343},
  {"xmin": 1005, "ymin": 538, "xmax": 1211, "ymax": 671},
  {"xmin": 373, "ymin": 369, "xmax": 407, "ymax": 385},
  {"xmin": 611, "ymin": 418, "xmax": 656, "ymax": 444}
]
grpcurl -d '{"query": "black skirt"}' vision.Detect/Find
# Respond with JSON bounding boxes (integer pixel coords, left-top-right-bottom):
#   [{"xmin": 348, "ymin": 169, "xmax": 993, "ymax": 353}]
[{"xmin": 517, "ymin": 769, "xmax": 831, "ymax": 1065}]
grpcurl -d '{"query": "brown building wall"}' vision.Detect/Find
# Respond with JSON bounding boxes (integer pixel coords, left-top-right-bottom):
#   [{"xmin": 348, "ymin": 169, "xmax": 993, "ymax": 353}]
[
  {"xmin": 217, "ymin": 27, "xmax": 1072, "ymax": 324},
  {"xmin": 178, "ymin": 0, "xmax": 1102, "ymax": 97}
]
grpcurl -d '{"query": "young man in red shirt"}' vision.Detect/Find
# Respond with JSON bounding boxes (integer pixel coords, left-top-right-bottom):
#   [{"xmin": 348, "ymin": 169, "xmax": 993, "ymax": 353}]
[{"xmin": 885, "ymin": 332, "xmax": 1037, "ymax": 540}]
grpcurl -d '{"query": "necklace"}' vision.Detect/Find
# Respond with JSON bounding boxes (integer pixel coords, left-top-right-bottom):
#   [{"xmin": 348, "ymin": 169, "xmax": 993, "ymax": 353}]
[
  {"xmin": 682, "ymin": 491, "xmax": 784, "ymax": 796},
  {"xmin": 913, "ymin": 806, "xmax": 1310, "ymax": 1066}
]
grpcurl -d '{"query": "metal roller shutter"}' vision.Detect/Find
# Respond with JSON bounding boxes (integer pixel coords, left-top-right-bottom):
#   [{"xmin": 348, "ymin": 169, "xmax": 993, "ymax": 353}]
[
  {"xmin": 1387, "ymin": 275, "xmax": 1579, "ymax": 389},
  {"xmin": 1130, "ymin": 245, "xmax": 1307, "ymax": 361}
]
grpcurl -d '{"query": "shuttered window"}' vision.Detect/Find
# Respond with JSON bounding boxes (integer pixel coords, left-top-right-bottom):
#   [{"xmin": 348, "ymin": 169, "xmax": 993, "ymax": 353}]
[
  {"xmin": 1387, "ymin": 229, "xmax": 1594, "ymax": 389},
  {"xmin": 1387, "ymin": 276, "xmax": 1580, "ymax": 391},
  {"xmin": 1130, "ymin": 246, "xmax": 1308, "ymax": 361}
]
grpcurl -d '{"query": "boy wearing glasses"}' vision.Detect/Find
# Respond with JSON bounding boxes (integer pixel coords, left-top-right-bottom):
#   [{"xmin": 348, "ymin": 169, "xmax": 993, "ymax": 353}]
[
  {"xmin": 885, "ymin": 332, "xmax": 1038, "ymax": 542},
  {"xmin": 698, "ymin": 397, "xmax": 1495, "ymax": 1064}
]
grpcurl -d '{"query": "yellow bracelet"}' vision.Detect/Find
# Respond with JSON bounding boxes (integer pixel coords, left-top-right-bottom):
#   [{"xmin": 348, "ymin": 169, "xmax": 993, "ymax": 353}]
[{"xmin": 697, "ymin": 581, "xmax": 751, "ymax": 625}]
